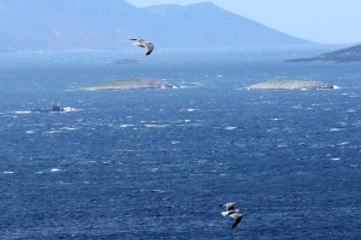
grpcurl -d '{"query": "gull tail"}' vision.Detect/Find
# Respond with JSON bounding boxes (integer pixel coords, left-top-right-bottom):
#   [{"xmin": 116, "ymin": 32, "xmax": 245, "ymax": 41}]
[{"xmin": 221, "ymin": 211, "xmax": 229, "ymax": 217}]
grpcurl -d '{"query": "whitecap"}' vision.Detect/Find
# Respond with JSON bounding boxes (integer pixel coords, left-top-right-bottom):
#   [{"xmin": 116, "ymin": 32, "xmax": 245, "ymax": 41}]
[
  {"xmin": 291, "ymin": 105, "xmax": 302, "ymax": 109},
  {"xmin": 277, "ymin": 143, "xmax": 288, "ymax": 148},
  {"xmin": 60, "ymin": 127, "xmax": 78, "ymax": 131},
  {"xmin": 330, "ymin": 157, "xmax": 341, "ymax": 161},
  {"xmin": 174, "ymin": 119, "xmax": 192, "ymax": 124},
  {"xmin": 171, "ymin": 141, "xmax": 181, "ymax": 145},
  {"xmin": 150, "ymin": 189, "xmax": 166, "ymax": 193},
  {"xmin": 119, "ymin": 124, "xmax": 134, "ymax": 128},
  {"xmin": 26, "ymin": 130, "xmax": 36, "ymax": 134},
  {"xmin": 62, "ymin": 107, "xmax": 80, "ymax": 112},
  {"xmin": 150, "ymin": 168, "xmax": 159, "ymax": 173},
  {"xmin": 347, "ymin": 109, "xmax": 358, "ymax": 113},
  {"xmin": 224, "ymin": 126, "xmax": 237, "ymax": 131},
  {"xmin": 3, "ymin": 171, "xmax": 14, "ymax": 174},
  {"xmin": 338, "ymin": 142, "xmax": 350, "ymax": 146},
  {"xmin": 50, "ymin": 168, "xmax": 61, "ymax": 172},
  {"xmin": 185, "ymin": 108, "xmax": 200, "ymax": 112},
  {"xmin": 13, "ymin": 111, "xmax": 32, "ymax": 114},
  {"xmin": 145, "ymin": 124, "xmax": 170, "ymax": 128},
  {"xmin": 330, "ymin": 128, "xmax": 343, "ymax": 132}
]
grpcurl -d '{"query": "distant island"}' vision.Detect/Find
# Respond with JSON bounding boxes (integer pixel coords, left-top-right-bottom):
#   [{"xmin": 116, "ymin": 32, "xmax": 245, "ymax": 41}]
[
  {"xmin": 287, "ymin": 44, "xmax": 361, "ymax": 63},
  {"xmin": 243, "ymin": 80, "xmax": 337, "ymax": 90},
  {"xmin": 81, "ymin": 78, "xmax": 175, "ymax": 91}
]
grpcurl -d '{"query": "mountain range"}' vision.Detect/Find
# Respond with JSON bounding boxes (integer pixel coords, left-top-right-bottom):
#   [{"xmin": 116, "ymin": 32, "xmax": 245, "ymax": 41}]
[
  {"xmin": 287, "ymin": 44, "xmax": 361, "ymax": 62},
  {"xmin": 0, "ymin": 0, "xmax": 317, "ymax": 51}
]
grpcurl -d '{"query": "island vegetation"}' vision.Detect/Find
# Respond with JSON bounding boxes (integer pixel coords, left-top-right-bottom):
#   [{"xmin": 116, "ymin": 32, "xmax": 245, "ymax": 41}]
[
  {"xmin": 243, "ymin": 80, "xmax": 336, "ymax": 90},
  {"xmin": 81, "ymin": 78, "xmax": 175, "ymax": 91}
]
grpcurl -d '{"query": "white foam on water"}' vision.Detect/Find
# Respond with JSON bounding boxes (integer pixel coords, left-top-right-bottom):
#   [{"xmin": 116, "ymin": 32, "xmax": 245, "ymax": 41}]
[
  {"xmin": 338, "ymin": 142, "xmax": 350, "ymax": 146},
  {"xmin": 13, "ymin": 111, "xmax": 32, "ymax": 114},
  {"xmin": 150, "ymin": 168, "xmax": 159, "ymax": 173},
  {"xmin": 174, "ymin": 119, "xmax": 192, "ymax": 124},
  {"xmin": 171, "ymin": 141, "xmax": 181, "ymax": 145},
  {"xmin": 145, "ymin": 124, "xmax": 170, "ymax": 128},
  {"xmin": 184, "ymin": 108, "xmax": 201, "ymax": 112},
  {"xmin": 277, "ymin": 143, "xmax": 288, "ymax": 148},
  {"xmin": 150, "ymin": 189, "xmax": 166, "ymax": 193},
  {"xmin": 330, "ymin": 128, "xmax": 343, "ymax": 132},
  {"xmin": 347, "ymin": 109, "xmax": 358, "ymax": 113},
  {"xmin": 270, "ymin": 118, "xmax": 283, "ymax": 121},
  {"xmin": 62, "ymin": 107, "xmax": 80, "ymax": 112},
  {"xmin": 50, "ymin": 168, "xmax": 61, "ymax": 172},
  {"xmin": 224, "ymin": 126, "xmax": 237, "ymax": 131},
  {"xmin": 3, "ymin": 171, "xmax": 14, "ymax": 174},
  {"xmin": 26, "ymin": 130, "xmax": 36, "ymax": 134},
  {"xmin": 119, "ymin": 124, "xmax": 134, "ymax": 128},
  {"xmin": 291, "ymin": 104, "xmax": 302, "ymax": 109},
  {"xmin": 330, "ymin": 157, "xmax": 341, "ymax": 161},
  {"xmin": 60, "ymin": 127, "xmax": 78, "ymax": 131}
]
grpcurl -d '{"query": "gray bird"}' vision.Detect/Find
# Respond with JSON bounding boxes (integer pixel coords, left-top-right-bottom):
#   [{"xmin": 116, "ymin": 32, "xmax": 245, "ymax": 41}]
[
  {"xmin": 220, "ymin": 202, "xmax": 243, "ymax": 229},
  {"xmin": 130, "ymin": 38, "xmax": 154, "ymax": 56}
]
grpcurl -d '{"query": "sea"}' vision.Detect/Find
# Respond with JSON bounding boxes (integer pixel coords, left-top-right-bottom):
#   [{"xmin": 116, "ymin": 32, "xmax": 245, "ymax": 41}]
[{"xmin": 0, "ymin": 49, "xmax": 361, "ymax": 240}]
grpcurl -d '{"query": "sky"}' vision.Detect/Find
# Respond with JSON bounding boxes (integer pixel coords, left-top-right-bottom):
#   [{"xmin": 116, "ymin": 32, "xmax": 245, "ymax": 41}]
[{"xmin": 127, "ymin": 0, "xmax": 361, "ymax": 45}]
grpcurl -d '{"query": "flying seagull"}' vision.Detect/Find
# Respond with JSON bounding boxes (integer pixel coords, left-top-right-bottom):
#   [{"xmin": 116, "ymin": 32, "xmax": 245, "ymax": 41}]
[
  {"xmin": 220, "ymin": 202, "xmax": 243, "ymax": 229},
  {"xmin": 130, "ymin": 38, "xmax": 154, "ymax": 56}
]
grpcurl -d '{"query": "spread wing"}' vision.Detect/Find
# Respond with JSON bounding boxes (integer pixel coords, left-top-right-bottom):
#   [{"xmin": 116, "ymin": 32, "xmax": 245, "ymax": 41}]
[
  {"xmin": 230, "ymin": 214, "xmax": 243, "ymax": 229},
  {"xmin": 145, "ymin": 42, "xmax": 154, "ymax": 55},
  {"xmin": 225, "ymin": 202, "xmax": 236, "ymax": 211}
]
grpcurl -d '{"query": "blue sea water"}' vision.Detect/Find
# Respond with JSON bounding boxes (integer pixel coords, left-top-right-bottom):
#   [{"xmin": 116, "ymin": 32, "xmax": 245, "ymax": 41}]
[{"xmin": 0, "ymin": 50, "xmax": 361, "ymax": 239}]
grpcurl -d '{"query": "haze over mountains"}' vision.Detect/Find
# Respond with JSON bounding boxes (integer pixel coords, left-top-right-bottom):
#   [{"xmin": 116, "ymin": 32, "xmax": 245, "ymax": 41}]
[{"xmin": 0, "ymin": 0, "xmax": 317, "ymax": 51}]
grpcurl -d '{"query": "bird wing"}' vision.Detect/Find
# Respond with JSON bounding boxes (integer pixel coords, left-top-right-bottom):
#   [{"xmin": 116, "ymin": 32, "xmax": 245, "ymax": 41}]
[
  {"xmin": 231, "ymin": 215, "xmax": 243, "ymax": 229},
  {"xmin": 145, "ymin": 42, "xmax": 154, "ymax": 55},
  {"xmin": 225, "ymin": 202, "xmax": 235, "ymax": 211}
]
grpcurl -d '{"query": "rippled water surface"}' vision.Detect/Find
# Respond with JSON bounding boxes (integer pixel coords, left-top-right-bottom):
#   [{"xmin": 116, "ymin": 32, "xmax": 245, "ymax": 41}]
[{"xmin": 1, "ymin": 51, "xmax": 361, "ymax": 239}]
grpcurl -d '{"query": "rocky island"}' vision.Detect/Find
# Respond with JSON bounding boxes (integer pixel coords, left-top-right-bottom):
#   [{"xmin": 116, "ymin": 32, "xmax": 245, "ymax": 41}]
[
  {"xmin": 287, "ymin": 44, "xmax": 361, "ymax": 63},
  {"xmin": 81, "ymin": 78, "xmax": 175, "ymax": 91},
  {"xmin": 243, "ymin": 80, "xmax": 337, "ymax": 90}
]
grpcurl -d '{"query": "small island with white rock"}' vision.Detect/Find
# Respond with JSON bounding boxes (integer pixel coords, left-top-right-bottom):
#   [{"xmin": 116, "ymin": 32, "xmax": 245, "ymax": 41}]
[
  {"xmin": 81, "ymin": 78, "xmax": 175, "ymax": 91},
  {"xmin": 243, "ymin": 80, "xmax": 337, "ymax": 90}
]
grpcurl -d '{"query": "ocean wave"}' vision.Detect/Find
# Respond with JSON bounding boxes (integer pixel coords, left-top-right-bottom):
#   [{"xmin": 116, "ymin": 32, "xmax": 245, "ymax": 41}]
[
  {"xmin": 145, "ymin": 124, "xmax": 170, "ymax": 128},
  {"xmin": 224, "ymin": 126, "xmax": 237, "ymax": 131},
  {"xmin": 119, "ymin": 124, "xmax": 134, "ymax": 128}
]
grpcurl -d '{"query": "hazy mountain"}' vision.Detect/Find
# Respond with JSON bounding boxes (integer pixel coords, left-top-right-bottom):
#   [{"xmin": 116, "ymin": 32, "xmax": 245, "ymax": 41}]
[
  {"xmin": 0, "ymin": 0, "xmax": 317, "ymax": 51},
  {"xmin": 287, "ymin": 44, "xmax": 361, "ymax": 62}
]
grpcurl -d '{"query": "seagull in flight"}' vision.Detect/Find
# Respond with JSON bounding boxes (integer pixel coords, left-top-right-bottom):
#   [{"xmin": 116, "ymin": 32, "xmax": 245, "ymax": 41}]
[
  {"xmin": 220, "ymin": 202, "xmax": 243, "ymax": 229},
  {"xmin": 130, "ymin": 38, "xmax": 154, "ymax": 56}
]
